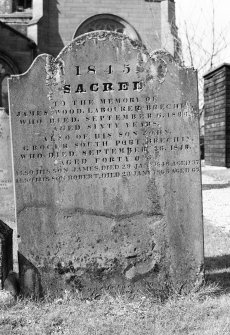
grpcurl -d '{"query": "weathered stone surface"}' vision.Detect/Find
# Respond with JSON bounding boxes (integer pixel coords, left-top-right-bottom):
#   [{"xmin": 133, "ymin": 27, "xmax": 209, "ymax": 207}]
[
  {"xmin": 0, "ymin": 108, "xmax": 17, "ymax": 271},
  {"xmin": 9, "ymin": 31, "xmax": 203, "ymax": 298}
]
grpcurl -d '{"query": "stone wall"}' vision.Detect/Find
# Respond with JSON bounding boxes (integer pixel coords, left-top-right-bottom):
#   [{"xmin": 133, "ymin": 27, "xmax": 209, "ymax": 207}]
[
  {"xmin": 0, "ymin": 0, "xmax": 12, "ymax": 14},
  {"xmin": 0, "ymin": 21, "xmax": 35, "ymax": 74},
  {"xmin": 29, "ymin": 0, "xmax": 178, "ymax": 58}
]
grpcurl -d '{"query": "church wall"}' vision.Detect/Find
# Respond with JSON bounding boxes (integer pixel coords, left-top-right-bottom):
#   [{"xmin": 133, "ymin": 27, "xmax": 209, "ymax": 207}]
[
  {"xmin": 39, "ymin": 0, "xmax": 163, "ymax": 57},
  {"xmin": 0, "ymin": 23, "xmax": 35, "ymax": 73}
]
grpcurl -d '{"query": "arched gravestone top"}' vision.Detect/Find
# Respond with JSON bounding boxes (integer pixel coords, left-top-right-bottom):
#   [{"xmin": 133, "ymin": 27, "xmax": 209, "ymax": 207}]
[{"xmin": 9, "ymin": 31, "xmax": 203, "ymax": 298}]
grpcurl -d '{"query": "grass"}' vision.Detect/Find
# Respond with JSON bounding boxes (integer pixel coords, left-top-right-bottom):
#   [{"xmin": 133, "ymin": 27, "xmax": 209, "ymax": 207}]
[
  {"xmin": 1, "ymin": 185, "xmax": 230, "ymax": 334},
  {"xmin": 1, "ymin": 283, "xmax": 230, "ymax": 335},
  {"xmin": 1, "ymin": 222, "xmax": 230, "ymax": 335}
]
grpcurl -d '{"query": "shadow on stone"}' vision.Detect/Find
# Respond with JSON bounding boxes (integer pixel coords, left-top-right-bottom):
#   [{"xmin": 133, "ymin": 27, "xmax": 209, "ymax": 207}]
[
  {"xmin": 18, "ymin": 252, "xmax": 43, "ymax": 299},
  {"xmin": 202, "ymin": 183, "xmax": 230, "ymax": 190},
  {"xmin": 0, "ymin": 219, "xmax": 13, "ymax": 289},
  {"xmin": 205, "ymin": 255, "xmax": 230, "ymax": 293}
]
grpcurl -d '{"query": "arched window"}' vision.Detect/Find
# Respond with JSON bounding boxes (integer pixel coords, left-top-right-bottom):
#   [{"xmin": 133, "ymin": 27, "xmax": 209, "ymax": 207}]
[
  {"xmin": 74, "ymin": 14, "xmax": 141, "ymax": 42},
  {"xmin": 0, "ymin": 55, "xmax": 18, "ymax": 113},
  {"xmin": 13, "ymin": 0, "xmax": 32, "ymax": 12}
]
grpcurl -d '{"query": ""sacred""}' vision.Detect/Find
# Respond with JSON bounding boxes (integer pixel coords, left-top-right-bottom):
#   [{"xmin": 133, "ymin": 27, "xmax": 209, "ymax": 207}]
[{"xmin": 63, "ymin": 81, "xmax": 144, "ymax": 94}]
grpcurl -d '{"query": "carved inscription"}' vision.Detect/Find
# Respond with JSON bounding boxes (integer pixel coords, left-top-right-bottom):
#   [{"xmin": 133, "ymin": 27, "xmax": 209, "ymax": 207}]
[{"xmin": 14, "ymin": 62, "xmax": 199, "ymax": 183}]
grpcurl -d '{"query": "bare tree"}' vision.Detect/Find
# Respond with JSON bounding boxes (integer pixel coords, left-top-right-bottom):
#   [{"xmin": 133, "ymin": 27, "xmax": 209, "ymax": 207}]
[{"xmin": 179, "ymin": 1, "xmax": 228, "ymax": 108}]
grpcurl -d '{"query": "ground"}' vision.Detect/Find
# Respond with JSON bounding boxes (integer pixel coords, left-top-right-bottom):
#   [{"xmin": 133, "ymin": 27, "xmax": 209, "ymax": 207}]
[{"xmin": 202, "ymin": 163, "xmax": 230, "ymax": 290}]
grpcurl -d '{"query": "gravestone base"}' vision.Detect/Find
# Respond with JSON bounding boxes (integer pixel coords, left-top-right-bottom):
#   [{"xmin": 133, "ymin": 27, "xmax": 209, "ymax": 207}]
[{"xmin": 18, "ymin": 212, "xmax": 202, "ymax": 299}]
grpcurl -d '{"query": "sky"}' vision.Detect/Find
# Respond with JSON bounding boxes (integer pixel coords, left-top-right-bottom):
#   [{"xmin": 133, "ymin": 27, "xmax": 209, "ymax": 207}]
[
  {"xmin": 175, "ymin": 0, "xmax": 230, "ymax": 105},
  {"xmin": 176, "ymin": 0, "xmax": 230, "ymax": 70}
]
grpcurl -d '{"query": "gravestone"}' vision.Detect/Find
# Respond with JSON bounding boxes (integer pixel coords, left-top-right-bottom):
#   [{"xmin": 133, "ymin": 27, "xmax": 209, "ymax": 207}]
[
  {"xmin": 0, "ymin": 108, "xmax": 17, "ymax": 271},
  {"xmin": 0, "ymin": 108, "xmax": 14, "ymax": 221},
  {"xmin": 9, "ymin": 31, "xmax": 203, "ymax": 298},
  {"xmin": 0, "ymin": 220, "xmax": 13, "ymax": 289}
]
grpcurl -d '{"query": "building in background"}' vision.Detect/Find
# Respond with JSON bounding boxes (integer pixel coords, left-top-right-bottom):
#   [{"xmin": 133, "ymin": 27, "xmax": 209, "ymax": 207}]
[
  {"xmin": 204, "ymin": 63, "xmax": 230, "ymax": 168},
  {"xmin": 0, "ymin": 0, "xmax": 181, "ymax": 111},
  {"xmin": 203, "ymin": 64, "xmax": 230, "ymax": 167},
  {"xmin": 0, "ymin": 0, "xmax": 35, "ymax": 112}
]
